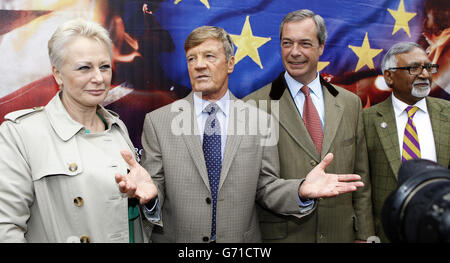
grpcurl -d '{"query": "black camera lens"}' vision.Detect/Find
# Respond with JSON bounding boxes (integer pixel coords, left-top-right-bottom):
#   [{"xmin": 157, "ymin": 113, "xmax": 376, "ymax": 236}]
[{"xmin": 382, "ymin": 159, "xmax": 450, "ymax": 243}]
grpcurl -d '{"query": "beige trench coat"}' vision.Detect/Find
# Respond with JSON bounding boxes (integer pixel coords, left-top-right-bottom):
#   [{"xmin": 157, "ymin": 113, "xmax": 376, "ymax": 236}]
[{"xmin": 0, "ymin": 92, "xmax": 148, "ymax": 243}]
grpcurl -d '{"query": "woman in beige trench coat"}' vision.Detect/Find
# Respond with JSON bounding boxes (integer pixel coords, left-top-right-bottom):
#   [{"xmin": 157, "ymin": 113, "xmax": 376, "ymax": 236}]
[{"xmin": 0, "ymin": 18, "xmax": 156, "ymax": 243}]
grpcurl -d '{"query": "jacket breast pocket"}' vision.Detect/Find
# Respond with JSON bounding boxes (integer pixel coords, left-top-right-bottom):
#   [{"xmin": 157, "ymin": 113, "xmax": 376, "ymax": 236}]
[
  {"xmin": 29, "ymin": 138, "xmax": 83, "ymax": 181},
  {"xmin": 341, "ymin": 135, "xmax": 355, "ymax": 147},
  {"xmin": 31, "ymin": 159, "xmax": 84, "ymax": 205}
]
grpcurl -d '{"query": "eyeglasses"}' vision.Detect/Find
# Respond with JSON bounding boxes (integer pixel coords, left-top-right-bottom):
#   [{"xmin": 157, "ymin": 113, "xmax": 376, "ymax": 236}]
[{"xmin": 387, "ymin": 64, "xmax": 439, "ymax": 75}]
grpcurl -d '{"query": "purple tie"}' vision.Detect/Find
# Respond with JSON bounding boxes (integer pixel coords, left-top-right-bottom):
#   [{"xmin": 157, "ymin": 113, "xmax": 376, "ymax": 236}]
[{"xmin": 402, "ymin": 106, "xmax": 421, "ymax": 162}]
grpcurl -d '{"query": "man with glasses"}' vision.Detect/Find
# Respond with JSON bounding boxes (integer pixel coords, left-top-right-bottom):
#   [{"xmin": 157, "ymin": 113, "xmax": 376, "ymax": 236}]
[{"xmin": 363, "ymin": 41, "xmax": 449, "ymax": 242}]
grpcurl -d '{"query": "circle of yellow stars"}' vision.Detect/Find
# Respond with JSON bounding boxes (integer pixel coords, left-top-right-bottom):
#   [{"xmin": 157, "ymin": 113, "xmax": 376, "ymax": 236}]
[{"xmin": 174, "ymin": 0, "xmax": 418, "ymax": 73}]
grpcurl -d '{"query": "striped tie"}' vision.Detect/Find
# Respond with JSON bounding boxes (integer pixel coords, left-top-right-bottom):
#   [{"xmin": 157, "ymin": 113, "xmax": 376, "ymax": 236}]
[{"xmin": 402, "ymin": 106, "xmax": 420, "ymax": 162}]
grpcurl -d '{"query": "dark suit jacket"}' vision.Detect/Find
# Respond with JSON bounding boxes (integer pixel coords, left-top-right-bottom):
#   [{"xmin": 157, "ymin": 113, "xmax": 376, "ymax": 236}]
[
  {"xmin": 245, "ymin": 73, "xmax": 374, "ymax": 242},
  {"xmin": 363, "ymin": 96, "xmax": 450, "ymax": 242}
]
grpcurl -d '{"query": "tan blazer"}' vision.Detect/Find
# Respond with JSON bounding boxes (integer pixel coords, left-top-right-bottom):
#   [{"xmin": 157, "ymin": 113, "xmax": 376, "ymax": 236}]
[
  {"xmin": 363, "ymin": 96, "xmax": 450, "ymax": 242},
  {"xmin": 245, "ymin": 73, "xmax": 374, "ymax": 242},
  {"xmin": 141, "ymin": 91, "xmax": 313, "ymax": 243},
  {"xmin": 0, "ymin": 92, "xmax": 148, "ymax": 243}
]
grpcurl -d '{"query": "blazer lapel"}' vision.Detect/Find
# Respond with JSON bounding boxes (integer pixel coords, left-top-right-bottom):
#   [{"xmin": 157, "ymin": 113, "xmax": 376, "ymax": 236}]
[
  {"xmin": 219, "ymin": 93, "xmax": 243, "ymax": 191},
  {"xmin": 427, "ymin": 97, "xmax": 449, "ymax": 168},
  {"xmin": 321, "ymin": 85, "xmax": 344, "ymax": 159},
  {"xmin": 374, "ymin": 97, "xmax": 402, "ymax": 178},
  {"xmin": 277, "ymin": 79, "xmax": 320, "ymax": 162},
  {"xmin": 179, "ymin": 93, "xmax": 211, "ymax": 192}
]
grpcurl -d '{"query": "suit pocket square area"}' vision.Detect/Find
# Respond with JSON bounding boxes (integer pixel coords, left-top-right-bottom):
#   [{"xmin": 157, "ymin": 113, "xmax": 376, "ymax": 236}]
[{"xmin": 341, "ymin": 136, "xmax": 355, "ymax": 147}]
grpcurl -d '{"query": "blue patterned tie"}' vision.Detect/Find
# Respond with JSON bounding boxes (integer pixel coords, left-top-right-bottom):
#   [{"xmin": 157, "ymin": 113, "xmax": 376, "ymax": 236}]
[{"xmin": 202, "ymin": 103, "xmax": 222, "ymax": 240}]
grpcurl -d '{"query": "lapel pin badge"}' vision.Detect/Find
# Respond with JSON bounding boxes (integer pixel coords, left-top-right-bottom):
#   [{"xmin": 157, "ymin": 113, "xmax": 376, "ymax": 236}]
[{"xmin": 380, "ymin": 122, "xmax": 387, "ymax": 129}]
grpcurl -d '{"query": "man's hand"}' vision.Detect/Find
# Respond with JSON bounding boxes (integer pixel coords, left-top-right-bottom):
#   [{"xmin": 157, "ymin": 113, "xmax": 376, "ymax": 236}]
[
  {"xmin": 115, "ymin": 150, "xmax": 158, "ymax": 204},
  {"xmin": 299, "ymin": 153, "xmax": 364, "ymax": 199}
]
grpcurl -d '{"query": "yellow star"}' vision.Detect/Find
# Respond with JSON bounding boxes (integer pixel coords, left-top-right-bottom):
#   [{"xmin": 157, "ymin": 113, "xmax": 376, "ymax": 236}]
[
  {"xmin": 174, "ymin": 0, "xmax": 210, "ymax": 9},
  {"xmin": 348, "ymin": 32, "xmax": 383, "ymax": 72},
  {"xmin": 388, "ymin": 0, "xmax": 417, "ymax": 37},
  {"xmin": 318, "ymin": 61, "xmax": 330, "ymax": 72},
  {"xmin": 229, "ymin": 16, "xmax": 271, "ymax": 69}
]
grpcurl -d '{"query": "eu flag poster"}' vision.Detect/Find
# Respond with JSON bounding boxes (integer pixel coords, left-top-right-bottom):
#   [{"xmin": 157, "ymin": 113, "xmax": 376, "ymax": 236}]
[
  {"xmin": 151, "ymin": 0, "xmax": 448, "ymax": 104},
  {"xmin": 0, "ymin": 0, "xmax": 448, "ymax": 149}
]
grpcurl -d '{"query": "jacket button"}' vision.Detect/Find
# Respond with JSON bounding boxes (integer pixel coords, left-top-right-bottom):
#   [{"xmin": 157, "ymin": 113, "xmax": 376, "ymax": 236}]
[
  {"xmin": 309, "ymin": 160, "xmax": 318, "ymax": 166},
  {"xmin": 80, "ymin": 235, "xmax": 90, "ymax": 243},
  {"xmin": 74, "ymin": 197, "xmax": 84, "ymax": 207},
  {"xmin": 202, "ymin": 236, "xmax": 209, "ymax": 242},
  {"xmin": 69, "ymin": 163, "xmax": 78, "ymax": 172},
  {"xmin": 205, "ymin": 197, "xmax": 211, "ymax": 204}
]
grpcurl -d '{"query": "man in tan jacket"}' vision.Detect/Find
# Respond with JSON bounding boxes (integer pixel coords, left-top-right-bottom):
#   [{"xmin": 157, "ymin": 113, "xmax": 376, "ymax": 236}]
[{"xmin": 245, "ymin": 9, "xmax": 374, "ymax": 242}]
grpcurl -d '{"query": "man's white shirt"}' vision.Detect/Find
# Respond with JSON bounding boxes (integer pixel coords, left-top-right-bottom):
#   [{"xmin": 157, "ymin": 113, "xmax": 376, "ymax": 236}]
[{"xmin": 391, "ymin": 94, "xmax": 437, "ymax": 162}]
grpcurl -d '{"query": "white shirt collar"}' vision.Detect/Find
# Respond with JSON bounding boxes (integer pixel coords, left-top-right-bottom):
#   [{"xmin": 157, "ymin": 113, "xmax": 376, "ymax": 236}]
[
  {"xmin": 284, "ymin": 71, "xmax": 322, "ymax": 98},
  {"xmin": 391, "ymin": 93, "xmax": 428, "ymax": 117},
  {"xmin": 193, "ymin": 90, "xmax": 230, "ymax": 117}
]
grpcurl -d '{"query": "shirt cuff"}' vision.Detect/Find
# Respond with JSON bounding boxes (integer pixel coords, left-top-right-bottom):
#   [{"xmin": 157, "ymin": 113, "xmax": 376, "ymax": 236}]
[
  {"xmin": 297, "ymin": 195, "xmax": 315, "ymax": 213},
  {"xmin": 143, "ymin": 197, "xmax": 161, "ymax": 222},
  {"xmin": 144, "ymin": 197, "xmax": 157, "ymax": 211}
]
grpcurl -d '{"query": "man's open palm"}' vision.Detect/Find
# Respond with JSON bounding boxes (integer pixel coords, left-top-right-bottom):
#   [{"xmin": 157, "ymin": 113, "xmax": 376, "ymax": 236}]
[
  {"xmin": 115, "ymin": 150, "xmax": 158, "ymax": 204},
  {"xmin": 299, "ymin": 153, "xmax": 364, "ymax": 199}
]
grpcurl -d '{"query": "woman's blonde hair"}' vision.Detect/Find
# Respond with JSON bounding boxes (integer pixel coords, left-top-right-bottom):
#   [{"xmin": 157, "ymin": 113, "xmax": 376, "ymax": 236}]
[{"xmin": 48, "ymin": 18, "xmax": 113, "ymax": 69}]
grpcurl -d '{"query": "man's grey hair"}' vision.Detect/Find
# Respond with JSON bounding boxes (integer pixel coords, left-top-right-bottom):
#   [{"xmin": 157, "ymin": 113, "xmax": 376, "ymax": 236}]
[
  {"xmin": 184, "ymin": 26, "xmax": 235, "ymax": 61},
  {"xmin": 381, "ymin": 42, "xmax": 424, "ymax": 74},
  {"xmin": 280, "ymin": 9, "xmax": 327, "ymax": 45}
]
